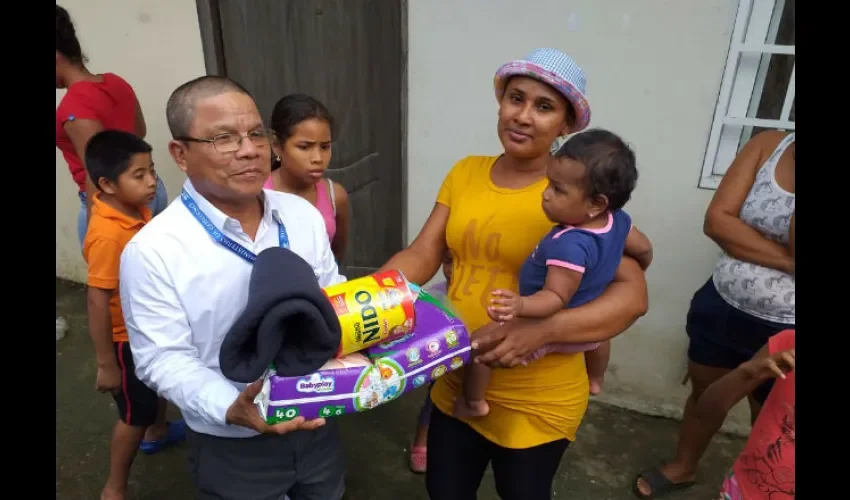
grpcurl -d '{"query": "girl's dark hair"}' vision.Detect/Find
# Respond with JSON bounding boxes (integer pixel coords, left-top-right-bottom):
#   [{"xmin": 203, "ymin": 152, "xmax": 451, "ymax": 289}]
[
  {"xmin": 554, "ymin": 128, "xmax": 638, "ymax": 211},
  {"xmin": 56, "ymin": 5, "xmax": 86, "ymax": 64},
  {"xmin": 269, "ymin": 94, "xmax": 334, "ymax": 171}
]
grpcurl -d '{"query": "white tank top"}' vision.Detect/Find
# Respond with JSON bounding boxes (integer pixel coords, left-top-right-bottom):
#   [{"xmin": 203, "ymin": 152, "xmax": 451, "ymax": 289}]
[{"xmin": 712, "ymin": 133, "xmax": 795, "ymax": 324}]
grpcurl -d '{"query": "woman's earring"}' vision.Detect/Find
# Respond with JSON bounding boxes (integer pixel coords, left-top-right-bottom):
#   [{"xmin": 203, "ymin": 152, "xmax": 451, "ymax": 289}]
[
  {"xmin": 550, "ymin": 136, "xmax": 565, "ymax": 154},
  {"xmin": 275, "ymin": 155, "xmax": 281, "ymax": 162}
]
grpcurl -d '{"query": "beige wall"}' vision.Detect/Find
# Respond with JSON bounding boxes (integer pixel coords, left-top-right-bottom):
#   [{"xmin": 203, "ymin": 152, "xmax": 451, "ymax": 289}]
[
  {"xmin": 56, "ymin": 0, "xmax": 206, "ymax": 282},
  {"xmin": 407, "ymin": 0, "xmax": 751, "ymax": 432}
]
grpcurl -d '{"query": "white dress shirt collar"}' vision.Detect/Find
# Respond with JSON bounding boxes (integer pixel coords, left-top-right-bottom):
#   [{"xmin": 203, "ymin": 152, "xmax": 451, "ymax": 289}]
[{"xmin": 182, "ymin": 178, "xmax": 284, "ymax": 235}]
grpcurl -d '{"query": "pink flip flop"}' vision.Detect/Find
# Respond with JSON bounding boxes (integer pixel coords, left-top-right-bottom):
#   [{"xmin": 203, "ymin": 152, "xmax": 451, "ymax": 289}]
[{"xmin": 409, "ymin": 446, "xmax": 427, "ymax": 473}]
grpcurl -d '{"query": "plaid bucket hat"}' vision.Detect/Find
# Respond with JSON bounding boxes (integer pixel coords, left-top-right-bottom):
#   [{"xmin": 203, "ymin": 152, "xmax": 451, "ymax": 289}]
[{"xmin": 494, "ymin": 48, "xmax": 591, "ymax": 132}]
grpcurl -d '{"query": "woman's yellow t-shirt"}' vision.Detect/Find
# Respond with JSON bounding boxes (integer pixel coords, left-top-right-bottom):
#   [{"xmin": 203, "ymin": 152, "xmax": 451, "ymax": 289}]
[{"xmin": 429, "ymin": 155, "xmax": 590, "ymax": 449}]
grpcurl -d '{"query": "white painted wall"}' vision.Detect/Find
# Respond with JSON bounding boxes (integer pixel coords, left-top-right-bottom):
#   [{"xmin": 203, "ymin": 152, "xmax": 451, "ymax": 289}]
[
  {"xmin": 407, "ymin": 0, "xmax": 751, "ymax": 433},
  {"xmin": 55, "ymin": 0, "xmax": 206, "ymax": 282}
]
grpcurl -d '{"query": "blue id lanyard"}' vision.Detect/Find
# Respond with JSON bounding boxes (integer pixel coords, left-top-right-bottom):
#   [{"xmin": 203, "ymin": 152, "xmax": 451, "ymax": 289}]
[{"xmin": 181, "ymin": 188, "xmax": 289, "ymax": 264}]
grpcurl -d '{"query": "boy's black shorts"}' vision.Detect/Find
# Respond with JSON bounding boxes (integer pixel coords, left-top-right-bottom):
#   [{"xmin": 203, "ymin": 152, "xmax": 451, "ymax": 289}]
[{"xmin": 112, "ymin": 341, "xmax": 159, "ymax": 427}]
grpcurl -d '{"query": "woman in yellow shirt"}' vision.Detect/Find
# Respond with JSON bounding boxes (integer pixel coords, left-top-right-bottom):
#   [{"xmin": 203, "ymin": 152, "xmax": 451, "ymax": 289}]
[{"xmin": 380, "ymin": 48, "xmax": 649, "ymax": 499}]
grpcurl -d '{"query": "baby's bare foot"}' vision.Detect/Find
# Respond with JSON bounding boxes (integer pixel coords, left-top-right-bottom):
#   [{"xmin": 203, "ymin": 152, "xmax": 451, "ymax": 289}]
[
  {"xmin": 589, "ymin": 377, "xmax": 604, "ymax": 395},
  {"xmin": 453, "ymin": 398, "xmax": 490, "ymax": 418}
]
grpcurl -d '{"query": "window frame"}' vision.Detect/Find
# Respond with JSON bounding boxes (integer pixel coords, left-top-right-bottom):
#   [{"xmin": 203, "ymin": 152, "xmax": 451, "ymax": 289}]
[{"xmin": 699, "ymin": 0, "xmax": 795, "ymax": 190}]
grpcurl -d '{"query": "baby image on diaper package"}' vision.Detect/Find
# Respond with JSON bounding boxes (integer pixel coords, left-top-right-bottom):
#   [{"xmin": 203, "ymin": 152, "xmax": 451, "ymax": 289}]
[{"xmin": 254, "ymin": 289, "xmax": 471, "ymax": 423}]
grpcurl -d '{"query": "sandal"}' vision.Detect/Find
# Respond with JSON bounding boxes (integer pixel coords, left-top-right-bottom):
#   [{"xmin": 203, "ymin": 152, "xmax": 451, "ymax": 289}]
[
  {"xmin": 409, "ymin": 445, "xmax": 427, "ymax": 474},
  {"xmin": 633, "ymin": 466, "xmax": 696, "ymax": 499},
  {"xmin": 139, "ymin": 420, "xmax": 187, "ymax": 455}
]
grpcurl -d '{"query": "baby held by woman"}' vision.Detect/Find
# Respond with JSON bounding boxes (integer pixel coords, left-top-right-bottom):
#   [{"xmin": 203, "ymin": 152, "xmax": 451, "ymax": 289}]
[{"xmin": 455, "ymin": 128, "xmax": 653, "ymax": 418}]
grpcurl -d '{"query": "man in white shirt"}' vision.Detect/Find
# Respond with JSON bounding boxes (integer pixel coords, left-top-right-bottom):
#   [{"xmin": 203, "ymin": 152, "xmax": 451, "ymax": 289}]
[{"xmin": 119, "ymin": 75, "xmax": 346, "ymax": 500}]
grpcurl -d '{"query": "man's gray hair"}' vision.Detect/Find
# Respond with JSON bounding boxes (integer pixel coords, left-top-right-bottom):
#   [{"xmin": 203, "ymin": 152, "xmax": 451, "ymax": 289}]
[{"xmin": 165, "ymin": 75, "xmax": 253, "ymax": 138}]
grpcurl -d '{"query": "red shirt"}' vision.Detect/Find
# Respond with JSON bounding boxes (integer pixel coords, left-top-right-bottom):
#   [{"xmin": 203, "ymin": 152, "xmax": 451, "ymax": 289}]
[
  {"xmin": 734, "ymin": 328, "xmax": 795, "ymax": 499},
  {"xmin": 56, "ymin": 73, "xmax": 140, "ymax": 192}
]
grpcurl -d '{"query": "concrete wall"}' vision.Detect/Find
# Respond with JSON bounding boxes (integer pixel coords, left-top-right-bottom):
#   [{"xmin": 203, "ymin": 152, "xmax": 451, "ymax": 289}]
[
  {"xmin": 406, "ymin": 0, "xmax": 750, "ymax": 433},
  {"xmin": 56, "ymin": 0, "xmax": 206, "ymax": 283}
]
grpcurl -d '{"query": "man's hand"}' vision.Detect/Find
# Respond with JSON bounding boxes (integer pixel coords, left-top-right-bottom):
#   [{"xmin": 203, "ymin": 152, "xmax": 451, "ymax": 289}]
[
  {"xmin": 488, "ymin": 289, "xmax": 523, "ymax": 322},
  {"xmin": 226, "ymin": 379, "xmax": 326, "ymax": 434},
  {"xmin": 470, "ymin": 318, "xmax": 549, "ymax": 368},
  {"xmin": 95, "ymin": 362, "xmax": 122, "ymax": 393}
]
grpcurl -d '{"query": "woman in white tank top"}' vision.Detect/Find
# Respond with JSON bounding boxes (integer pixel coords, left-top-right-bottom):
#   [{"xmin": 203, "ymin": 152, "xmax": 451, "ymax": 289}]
[
  {"xmin": 635, "ymin": 130, "xmax": 795, "ymax": 499},
  {"xmin": 711, "ymin": 133, "xmax": 795, "ymax": 323}
]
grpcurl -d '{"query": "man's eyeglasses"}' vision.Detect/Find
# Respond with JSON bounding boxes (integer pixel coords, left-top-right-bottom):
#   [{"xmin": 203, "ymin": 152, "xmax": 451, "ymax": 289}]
[{"xmin": 175, "ymin": 129, "xmax": 273, "ymax": 154}]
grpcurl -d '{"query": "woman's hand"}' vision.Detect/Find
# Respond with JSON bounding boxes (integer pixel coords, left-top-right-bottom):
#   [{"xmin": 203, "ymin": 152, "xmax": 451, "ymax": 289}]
[
  {"xmin": 703, "ymin": 131, "xmax": 794, "ymax": 274},
  {"xmin": 471, "ymin": 319, "xmax": 548, "ymax": 368}
]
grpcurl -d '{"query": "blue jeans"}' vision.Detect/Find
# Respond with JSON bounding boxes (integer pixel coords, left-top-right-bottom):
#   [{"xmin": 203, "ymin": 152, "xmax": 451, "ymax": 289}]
[{"xmin": 77, "ymin": 175, "xmax": 168, "ymax": 247}]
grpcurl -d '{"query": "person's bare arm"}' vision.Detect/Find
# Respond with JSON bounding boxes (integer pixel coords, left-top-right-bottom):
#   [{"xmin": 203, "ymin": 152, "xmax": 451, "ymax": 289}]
[
  {"xmin": 64, "ymin": 118, "xmax": 104, "ymax": 220},
  {"xmin": 696, "ymin": 343, "xmax": 794, "ymax": 425},
  {"xmin": 489, "ymin": 266, "xmax": 580, "ymax": 321},
  {"xmin": 378, "ymin": 203, "xmax": 449, "ymax": 285},
  {"xmin": 625, "ymin": 226, "xmax": 653, "ymax": 270},
  {"xmin": 134, "ymin": 99, "xmax": 147, "ymax": 138},
  {"xmin": 473, "ymin": 256, "xmax": 648, "ymax": 367},
  {"xmin": 87, "ymin": 287, "xmax": 116, "ymax": 369},
  {"xmin": 703, "ymin": 131, "xmax": 794, "ymax": 274},
  {"xmin": 331, "ymin": 182, "xmax": 350, "ymax": 263},
  {"xmin": 85, "ymin": 238, "xmax": 125, "ymax": 392},
  {"xmin": 87, "ymin": 286, "xmax": 123, "ymax": 393}
]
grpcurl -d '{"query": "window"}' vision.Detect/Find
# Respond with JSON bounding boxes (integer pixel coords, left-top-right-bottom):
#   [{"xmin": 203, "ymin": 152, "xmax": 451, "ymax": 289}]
[{"xmin": 699, "ymin": 0, "xmax": 795, "ymax": 189}]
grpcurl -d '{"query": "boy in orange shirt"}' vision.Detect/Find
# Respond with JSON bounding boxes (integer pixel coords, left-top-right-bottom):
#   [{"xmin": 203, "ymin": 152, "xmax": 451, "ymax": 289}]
[{"xmin": 82, "ymin": 130, "xmax": 185, "ymax": 500}]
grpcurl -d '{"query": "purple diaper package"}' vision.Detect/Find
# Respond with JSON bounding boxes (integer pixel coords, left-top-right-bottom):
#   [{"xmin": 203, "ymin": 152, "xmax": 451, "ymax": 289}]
[{"xmin": 255, "ymin": 292, "xmax": 470, "ymax": 423}]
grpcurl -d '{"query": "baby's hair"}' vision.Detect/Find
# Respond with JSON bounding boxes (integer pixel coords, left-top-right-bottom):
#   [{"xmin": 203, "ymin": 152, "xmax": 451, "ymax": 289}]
[
  {"xmin": 85, "ymin": 130, "xmax": 152, "ymax": 191},
  {"xmin": 56, "ymin": 5, "xmax": 86, "ymax": 64},
  {"xmin": 554, "ymin": 128, "xmax": 637, "ymax": 210},
  {"xmin": 269, "ymin": 94, "xmax": 334, "ymax": 171}
]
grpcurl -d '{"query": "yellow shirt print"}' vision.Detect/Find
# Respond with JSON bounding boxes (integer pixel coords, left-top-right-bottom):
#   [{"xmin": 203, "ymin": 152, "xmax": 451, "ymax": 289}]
[{"xmin": 429, "ymin": 155, "xmax": 590, "ymax": 448}]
